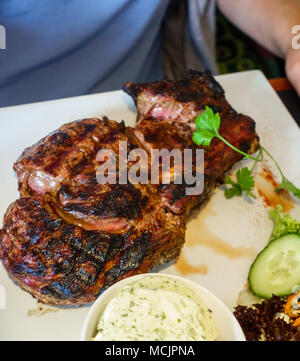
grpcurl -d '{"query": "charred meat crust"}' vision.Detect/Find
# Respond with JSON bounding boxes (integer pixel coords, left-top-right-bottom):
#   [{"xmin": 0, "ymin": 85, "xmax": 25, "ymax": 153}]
[
  {"xmin": 0, "ymin": 71, "xmax": 259, "ymax": 305},
  {"xmin": 125, "ymin": 71, "xmax": 259, "ymax": 214},
  {"xmin": 14, "ymin": 117, "xmax": 153, "ymax": 233},
  {"xmin": 0, "ymin": 197, "xmax": 184, "ymax": 305},
  {"xmin": 123, "ymin": 70, "xmax": 224, "ymax": 103},
  {"xmin": 123, "ymin": 70, "xmax": 230, "ymax": 124}
]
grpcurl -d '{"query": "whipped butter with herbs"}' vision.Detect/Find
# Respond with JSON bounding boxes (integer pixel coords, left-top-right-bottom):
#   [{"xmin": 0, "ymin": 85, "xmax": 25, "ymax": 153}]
[{"xmin": 93, "ymin": 275, "xmax": 217, "ymax": 341}]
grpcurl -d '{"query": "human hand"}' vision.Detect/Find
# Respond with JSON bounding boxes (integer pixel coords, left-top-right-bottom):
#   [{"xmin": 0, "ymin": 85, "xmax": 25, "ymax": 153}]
[
  {"xmin": 217, "ymin": 0, "xmax": 300, "ymax": 96},
  {"xmin": 286, "ymin": 47, "xmax": 300, "ymax": 96}
]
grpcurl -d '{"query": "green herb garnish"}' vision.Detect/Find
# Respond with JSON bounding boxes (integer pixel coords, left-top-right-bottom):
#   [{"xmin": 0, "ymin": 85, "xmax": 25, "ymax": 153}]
[
  {"xmin": 260, "ymin": 146, "xmax": 300, "ymax": 199},
  {"xmin": 193, "ymin": 106, "xmax": 261, "ymax": 161},
  {"xmin": 224, "ymin": 167, "xmax": 255, "ymax": 199},
  {"xmin": 224, "ymin": 147, "xmax": 263, "ymax": 199},
  {"xmin": 193, "ymin": 107, "xmax": 300, "ymax": 200}
]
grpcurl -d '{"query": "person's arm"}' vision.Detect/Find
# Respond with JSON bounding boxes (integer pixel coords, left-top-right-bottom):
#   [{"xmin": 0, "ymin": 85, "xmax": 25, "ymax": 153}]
[{"xmin": 217, "ymin": 0, "xmax": 300, "ymax": 95}]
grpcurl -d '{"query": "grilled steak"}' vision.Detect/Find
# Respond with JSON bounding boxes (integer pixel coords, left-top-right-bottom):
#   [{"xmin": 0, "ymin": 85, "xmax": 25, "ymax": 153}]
[
  {"xmin": 0, "ymin": 70, "xmax": 259, "ymax": 305},
  {"xmin": 0, "ymin": 197, "xmax": 184, "ymax": 305},
  {"xmin": 124, "ymin": 70, "xmax": 231, "ymax": 124},
  {"xmin": 14, "ymin": 117, "xmax": 154, "ymax": 233},
  {"xmin": 124, "ymin": 70, "xmax": 259, "ymax": 214}
]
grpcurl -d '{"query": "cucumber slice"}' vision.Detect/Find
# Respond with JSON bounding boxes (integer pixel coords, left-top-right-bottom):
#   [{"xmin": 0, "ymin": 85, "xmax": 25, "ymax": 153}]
[{"xmin": 249, "ymin": 233, "xmax": 300, "ymax": 298}]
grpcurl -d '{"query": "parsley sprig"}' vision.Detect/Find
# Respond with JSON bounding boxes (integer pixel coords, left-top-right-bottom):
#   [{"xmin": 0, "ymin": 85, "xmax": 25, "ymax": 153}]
[
  {"xmin": 224, "ymin": 168, "xmax": 255, "ymax": 199},
  {"xmin": 223, "ymin": 146, "xmax": 263, "ymax": 199},
  {"xmin": 260, "ymin": 146, "xmax": 300, "ymax": 199},
  {"xmin": 192, "ymin": 106, "xmax": 261, "ymax": 162},
  {"xmin": 193, "ymin": 107, "xmax": 300, "ymax": 200}
]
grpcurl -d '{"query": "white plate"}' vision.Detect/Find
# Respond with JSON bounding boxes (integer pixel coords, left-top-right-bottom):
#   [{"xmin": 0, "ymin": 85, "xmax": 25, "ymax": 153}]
[
  {"xmin": 80, "ymin": 273, "xmax": 245, "ymax": 341},
  {"xmin": 0, "ymin": 70, "xmax": 299, "ymax": 340}
]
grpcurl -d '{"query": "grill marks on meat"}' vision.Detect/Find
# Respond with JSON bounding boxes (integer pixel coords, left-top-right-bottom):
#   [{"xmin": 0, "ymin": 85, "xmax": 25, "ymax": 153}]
[
  {"xmin": 0, "ymin": 71, "xmax": 259, "ymax": 305},
  {"xmin": 0, "ymin": 197, "xmax": 184, "ymax": 305},
  {"xmin": 54, "ymin": 180, "xmax": 146, "ymax": 232},
  {"xmin": 14, "ymin": 117, "xmax": 151, "ymax": 233},
  {"xmin": 2, "ymin": 116, "xmax": 186, "ymax": 305},
  {"xmin": 124, "ymin": 70, "xmax": 231, "ymax": 125},
  {"xmin": 124, "ymin": 70, "xmax": 259, "ymax": 215}
]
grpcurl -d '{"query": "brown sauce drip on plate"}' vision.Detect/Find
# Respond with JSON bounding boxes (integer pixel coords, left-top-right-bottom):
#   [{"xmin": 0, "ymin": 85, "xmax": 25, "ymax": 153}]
[
  {"xmin": 175, "ymin": 253, "xmax": 208, "ymax": 276},
  {"xmin": 175, "ymin": 166, "xmax": 295, "ymax": 276},
  {"xmin": 255, "ymin": 167, "xmax": 294, "ymax": 213},
  {"xmin": 27, "ymin": 305, "xmax": 59, "ymax": 317},
  {"xmin": 186, "ymin": 204, "xmax": 255, "ymax": 259},
  {"xmin": 175, "ymin": 201, "xmax": 255, "ymax": 275},
  {"xmin": 188, "ymin": 234, "xmax": 256, "ymax": 259}
]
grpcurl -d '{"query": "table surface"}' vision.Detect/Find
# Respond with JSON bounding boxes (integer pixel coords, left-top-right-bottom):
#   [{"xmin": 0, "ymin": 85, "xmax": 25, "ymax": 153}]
[{"xmin": 269, "ymin": 78, "xmax": 300, "ymax": 127}]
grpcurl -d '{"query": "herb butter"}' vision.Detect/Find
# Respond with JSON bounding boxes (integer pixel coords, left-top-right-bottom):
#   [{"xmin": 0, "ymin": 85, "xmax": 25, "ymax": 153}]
[{"xmin": 93, "ymin": 275, "xmax": 217, "ymax": 341}]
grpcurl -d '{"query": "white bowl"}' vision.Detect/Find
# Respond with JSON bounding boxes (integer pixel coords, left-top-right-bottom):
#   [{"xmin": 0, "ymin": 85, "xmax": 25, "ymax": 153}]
[{"xmin": 80, "ymin": 273, "xmax": 245, "ymax": 341}]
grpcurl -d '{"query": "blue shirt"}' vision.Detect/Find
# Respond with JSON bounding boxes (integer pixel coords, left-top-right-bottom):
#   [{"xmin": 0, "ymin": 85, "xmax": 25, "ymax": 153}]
[{"xmin": 0, "ymin": 0, "xmax": 170, "ymax": 107}]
